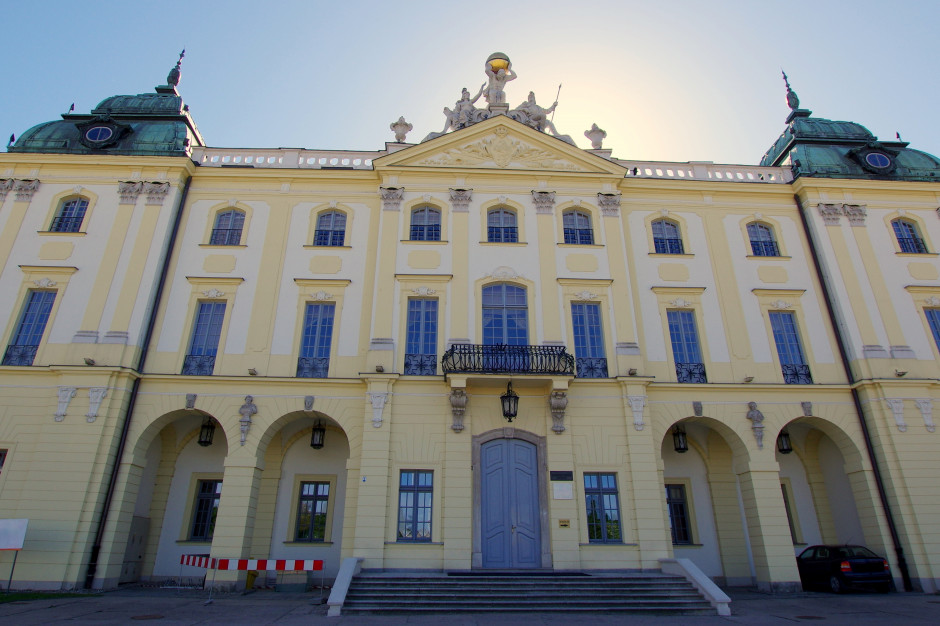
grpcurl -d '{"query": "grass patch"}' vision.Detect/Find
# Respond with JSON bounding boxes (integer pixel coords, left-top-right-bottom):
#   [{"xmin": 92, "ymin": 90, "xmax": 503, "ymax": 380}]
[{"xmin": 0, "ymin": 591, "xmax": 97, "ymax": 604}]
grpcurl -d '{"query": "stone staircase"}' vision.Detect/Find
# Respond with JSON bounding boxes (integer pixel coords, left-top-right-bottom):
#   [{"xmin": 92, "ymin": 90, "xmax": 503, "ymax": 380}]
[{"xmin": 341, "ymin": 572, "xmax": 716, "ymax": 615}]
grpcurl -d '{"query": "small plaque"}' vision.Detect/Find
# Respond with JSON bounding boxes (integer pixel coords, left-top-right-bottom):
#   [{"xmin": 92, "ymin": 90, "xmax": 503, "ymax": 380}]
[
  {"xmin": 550, "ymin": 471, "xmax": 573, "ymax": 482},
  {"xmin": 559, "ymin": 519, "xmax": 570, "ymax": 528},
  {"xmin": 552, "ymin": 483, "xmax": 573, "ymax": 500}
]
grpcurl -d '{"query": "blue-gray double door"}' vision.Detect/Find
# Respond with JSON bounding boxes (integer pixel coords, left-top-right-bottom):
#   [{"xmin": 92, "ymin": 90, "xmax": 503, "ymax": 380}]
[{"xmin": 481, "ymin": 439, "xmax": 541, "ymax": 568}]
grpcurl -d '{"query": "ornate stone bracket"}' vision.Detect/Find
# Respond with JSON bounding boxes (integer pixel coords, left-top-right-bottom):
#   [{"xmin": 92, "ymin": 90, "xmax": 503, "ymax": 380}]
[
  {"xmin": 118, "ymin": 181, "xmax": 144, "ymax": 204},
  {"xmin": 550, "ymin": 390, "xmax": 568, "ymax": 434},
  {"xmin": 55, "ymin": 386, "xmax": 77, "ymax": 421},
  {"xmin": 185, "ymin": 393, "xmax": 197, "ymax": 409},
  {"xmin": 449, "ymin": 188, "xmax": 472, "ymax": 212},
  {"xmin": 304, "ymin": 395, "xmax": 315, "ymax": 412},
  {"xmin": 144, "ymin": 182, "xmax": 170, "ymax": 205},
  {"xmin": 746, "ymin": 401, "xmax": 765, "ymax": 449},
  {"xmin": 531, "ymin": 190, "xmax": 556, "ymax": 214},
  {"xmin": 844, "ymin": 204, "xmax": 867, "ymax": 227},
  {"xmin": 885, "ymin": 398, "xmax": 906, "ymax": 432},
  {"xmin": 449, "ymin": 388, "xmax": 468, "ymax": 432},
  {"xmin": 627, "ymin": 395, "xmax": 646, "ymax": 431},
  {"xmin": 0, "ymin": 178, "xmax": 12, "ymax": 201},
  {"xmin": 239, "ymin": 395, "xmax": 257, "ymax": 445},
  {"xmin": 817, "ymin": 203, "xmax": 843, "ymax": 226},
  {"xmin": 367, "ymin": 392, "xmax": 388, "ymax": 428},
  {"xmin": 13, "ymin": 179, "xmax": 40, "ymax": 202},
  {"xmin": 801, "ymin": 401, "xmax": 812, "ymax": 417},
  {"xmin": 86, "ymin": 387, "xmax": 108, "ymax": 422},
  {"xmin": 692, "ymin": 401, "xmax": 703, "ymax": 417},
  {"xmin": 915, "ymin": 398, "xmax": 935, "ymax": 433},
  {"xmin": 380, "ymin": 186, "xmax": 404, "ymax": 211},
  {"xmin": 597, "ymin": 192, "xmax": 621, "ymax": 217}
]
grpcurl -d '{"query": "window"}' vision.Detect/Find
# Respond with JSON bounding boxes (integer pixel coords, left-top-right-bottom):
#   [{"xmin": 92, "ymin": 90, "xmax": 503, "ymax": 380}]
[
  {"xmin": 652, "ymin": 219, "xmax": 684, "ymax": 254},
  {"xmin": 295, "ymin": 481, "xmax": 330, "ymax": 542},
  {"xmin": 397, "ymin": 470, "xmax": 432, "ymax": 541},
  {"xmin": 410, "ymin": 207, "xmax": 441, "ymax": 241},
  {"xmin": 487, "ymin": 209, "xmax": 518, "ymax": 243},
  {"xmin": 50, "ymin": 198, "xmax": 88, "ymax": 233},
  {"xmin": 482, "ymin": 284, "xmax": 528, "ymax": 345},
  {"xmin": 926, "ymin": 309, "xmax": 940, "ymax": 351},
  {"xmin": 584, "ymin": 473, "xmax": 622, "ymax": 543},
  {"xmin": 892, "ymin": 219, "xmax": 927, "ymax": 253},
  {"xmin": 2, "ymin": 291, "xmax": 56, "ymax": 366},
  {"xmin": 572, "ymin": 302, "xmax": 607, "ymax": 378},
  {"xmin": 665, "ymin": 483, "xmax": 692, "ymax": 545},
  {"xmin": 563, "ymin": 210, "xmax": 593, "ymax": 245},
  {"xmin": 769, "ymin": 311, "xmax": 812, "ymax": 384},
  {"xmin": 296, "ymin": 303, "xmax": 335, "ymax": 377},
  {"xmin": 182, "ymin": 301, "xmax": 226, "ymax": 375},
  {"xmin": 189, "ymin": 479, "xmax": 222, "ymax": 541},
  {"xmin": 0, "ymin": 449, "xmax": 7, "ymax": 476},
  {"xmin": 314, "ymin": 211, "xmax": 346, "ymax": 246},
  {"xmin": 667, "ymin": 310, "xmax": 706, "ymax": 383},
  {"xmin": 405, "ymin": 299, "xmax": 438, "ymax": 375},
  {"xmin": 209, "ymin": 209, "xmax": 245, "ymax": 245},
  {"xmin": 747, "ymin": 223, "xmax": 779, "ymax": 257}
]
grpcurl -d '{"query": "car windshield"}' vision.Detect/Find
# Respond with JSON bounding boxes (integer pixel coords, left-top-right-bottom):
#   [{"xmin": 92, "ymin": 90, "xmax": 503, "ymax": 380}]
[{"xmin": 835, "ymin": 546, "xmax": 879, "ymax": 558}]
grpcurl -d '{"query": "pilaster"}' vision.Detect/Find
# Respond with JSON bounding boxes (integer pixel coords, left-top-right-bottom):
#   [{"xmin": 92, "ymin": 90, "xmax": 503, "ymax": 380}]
[{"xmin": 737, "ymin": 469, "xmax": 801, "ymax": 592}]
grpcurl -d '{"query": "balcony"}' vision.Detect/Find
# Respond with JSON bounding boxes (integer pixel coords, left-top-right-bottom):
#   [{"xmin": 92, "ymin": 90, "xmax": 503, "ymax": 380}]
[
  {"xmin": 182, "ymin": 355, "xmax": 216, "ymax": 375},
  {"xmin": 2, "ymin": 344, "xmax": 38, "ymax": 366},
  {"xmin": 297, "ymin": 357, "xmax": 330, "ymax": 378},
  {"xmin": 675, "ymin": 362, "xmax": 707, "ymax": 383},
  {"xmin": 781, "ymin": 363, "xmax": 813, "ymax": 384},
  {"xmin": 442, "ymin": 344, "xmax": 575, "ymax": 375}
]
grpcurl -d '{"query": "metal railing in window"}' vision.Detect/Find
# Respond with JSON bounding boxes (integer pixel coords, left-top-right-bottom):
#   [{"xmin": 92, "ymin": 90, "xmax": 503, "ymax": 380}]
[
  {"xmin": 487, "ymin": 226, "xmax": 518, "ymax": 243},
  {"xmin": 49, "ymin": 215, "xmax": 84, "ymax": 233},
  {"xmin": 296, "ymin": 356, "xmax": 330, "ymax": 378},
  {"xmin": 1, "ymin": 345, "xmax": 39, "ymax": 366},
  {"xmin": 896, "ymin": 237, "xmax": 928, "ymax": 254},
  {"xmin": 750, "ymin": 240, "xmax": 780, "ymax": 256},
  {"xmin": 404, "ymin": 354, "xmax": 437, "ymax": 375},
  {"xmin": 576, "ymin": 356, "xmax": 608, "ymax": 378},
  {"xmin": 654, "ymin": 237, "xmax": 684, "ymax": 254},
  {"xmin": 441, "ymin": 344, "xmax": 575, "ymax": 375},
  {"xmin": 209, "ymin": 228, "xmax": 242, "ymax": 245},
  {"xmin": 781, "ymin": 363, "xmax": 813, "ymax": 384},
  {"xmin": 675, "ymin": 362, "xmax": 707, "ymax": 383},
  {"xmin": 182, "ymin": 354, "xmax": 216, "ymax": 376}
]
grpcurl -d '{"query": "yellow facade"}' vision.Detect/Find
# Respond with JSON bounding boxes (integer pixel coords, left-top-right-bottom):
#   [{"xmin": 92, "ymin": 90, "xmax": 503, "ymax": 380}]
[{"xmin": 1, "ymin": 62, "xmax": 939, "ymax": 595}]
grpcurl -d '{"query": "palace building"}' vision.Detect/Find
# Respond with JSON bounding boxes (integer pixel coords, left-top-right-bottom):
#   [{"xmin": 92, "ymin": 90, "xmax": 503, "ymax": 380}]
[{"xmin": 1, "ymin": 53, "xmax": 939, "ymax": 598}]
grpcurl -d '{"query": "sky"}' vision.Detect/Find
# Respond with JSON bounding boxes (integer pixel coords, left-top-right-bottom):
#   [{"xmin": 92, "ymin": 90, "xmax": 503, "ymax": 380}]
[{"xmin": 3, "ymin": 1, "xmax": 939, "ymax": 165}]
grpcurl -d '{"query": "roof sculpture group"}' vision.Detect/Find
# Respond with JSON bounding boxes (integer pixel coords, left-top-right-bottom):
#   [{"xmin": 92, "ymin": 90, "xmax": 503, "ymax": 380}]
[{"xmin": 421, "ymin": 52, "xmax": 576, "ymax": 145}]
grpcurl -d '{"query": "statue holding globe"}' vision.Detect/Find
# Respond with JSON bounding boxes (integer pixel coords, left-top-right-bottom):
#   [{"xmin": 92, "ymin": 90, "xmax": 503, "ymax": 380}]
[{"xmin": 484, "ymin": 52, "xmax": 517, "ymax": 106}]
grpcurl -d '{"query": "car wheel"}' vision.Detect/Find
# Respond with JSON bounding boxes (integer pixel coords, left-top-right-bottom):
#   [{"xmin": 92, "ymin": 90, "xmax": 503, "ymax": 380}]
[{"xmin": 829, "ymin": 575, "xmax": 844, "ymax": 594}]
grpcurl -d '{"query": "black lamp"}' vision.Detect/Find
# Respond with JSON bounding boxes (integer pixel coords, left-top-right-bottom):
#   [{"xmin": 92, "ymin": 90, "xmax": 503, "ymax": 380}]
[
  {"xmin": 310, "ymin": 420, "xmax": 326, "ymax": 449},
  {"xmin": 672, "ymin": 425, "xmax": 688, "ymax": 453},
  {"xmin": 198, "ymin": 417, "xmax": 216, "ymax": 447},
  {"xmin": 500, "ymin": 382, "xmax": 519, "ymax": 422},
  {"xmin": 777, "ymin": 430, "xmax": 793, "ymax": 454}
]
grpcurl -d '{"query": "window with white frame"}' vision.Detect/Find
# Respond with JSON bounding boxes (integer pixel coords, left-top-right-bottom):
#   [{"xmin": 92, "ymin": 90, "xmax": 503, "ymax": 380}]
[
  {"xmin": 2, "ymin": 290, "xmax": 56, "ymax": 366},
  {"xmin": 404, "ymin": 299, "xmax": 438, "ymax": 375},
  {"xmin": 50, "ymin": 197, "xmax": 88, "ymax": 232},
  {"xmin": 584, "ymin": 473, "xmax": 622, "ymax": 543},
  {"xmin": 182, "ymin": 301, "xmax": 226, "ymax": 375},
  {"xmin": 397, "ymin": 470, "xmax": 432, "ymax": 542},
  {"xmin": 209, "ymin": 209, "xmax": 245, "ymax": 245}
]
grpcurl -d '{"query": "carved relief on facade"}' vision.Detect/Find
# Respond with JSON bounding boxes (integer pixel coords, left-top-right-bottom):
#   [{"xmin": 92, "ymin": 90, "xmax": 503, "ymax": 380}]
[
  {"xmin": 13, "ymin": 179, "xmax": 40, "ymax": 201},
  {"xmin": 367, "ymin": 392, "xmax": 388, "ymax": 428},
  {"xmin": 549, "ymin": 390, "xmax": 568, "ymax": 433},
  {"xmin": 817, "ymin": 203, "xmax": 843, "ymax": 226},
  {"xmin": 531, "ymin": 190, "xmax": 556, "ymax": 214},
  {"xmin": 144, "ymin": 181, "xmax": 170, "ymax": 205},
  {"xmin": 597, "ymin": 192, "xmax": 621, "ymax": 217},
  {"xmin": 380, "ymin": 186, "xmax": 404, "ymax": 211},
  {"xmin": 449, "ymin": 388, "xmax": 468, "ymax": 432},
  {"xmin": 86, "ymin": 387, "xmax": 108, "ymax": 422},
  {"xmin": 915, "ymin": 398, "xmax": 935, "ymax": 433},
  {"xmin": 627, "ymin": 395, "xmax": 646, "ymax": 431},
  {"xmin": 449, "ymin": 188, "xmax": 472, "ymax": 212},
  {"xmin": 885, "ymin": 398, "xmax": 906, "ymax": 432},
  {"xmin": 843, "ymin": 204, "xmax": 868, "ymax": 226},
  {"xmin": 419, "ymin": 130, "xmax": 583, "ymax": 171},
  {"xmin": 55, "ymin": 386, "xmax": 77, "ymax": 421},
  {"xmin": 118, "ymin": 181, "xmax": 144, "ymax": 204}
]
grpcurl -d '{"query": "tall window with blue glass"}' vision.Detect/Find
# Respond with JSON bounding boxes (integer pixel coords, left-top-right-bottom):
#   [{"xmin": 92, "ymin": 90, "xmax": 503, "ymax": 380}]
[
  {"xmin": 769, "ymin": 311, "xmax": 812, "ymax": 383},
  {"xmin": 405, "ymin": 299, "xmax": 438, "ymax": 375},
  {"xmin": 667, "ymin": 309, "xmax": 706, "ymax": 383},
  {"xmin": 297, "ymin": 303, "xmax": 335, "ymax": 377},
  {"xmin": 182, "ymin": 301, "xmax": 226, "ymax": 375},
  {"xmin": 2, "ymin": 290, "xmax": 56, "ymax": 366},
  {"xmin": 572, "ymin": 302, "xmax": 607, "ymax": 377}
]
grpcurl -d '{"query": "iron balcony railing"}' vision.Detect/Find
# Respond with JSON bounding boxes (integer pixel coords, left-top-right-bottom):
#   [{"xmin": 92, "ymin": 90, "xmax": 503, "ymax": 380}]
[
  {"xmin": 896, "ymin": 237, "xmax": 928, "ymax": 254},
  {"xmin": 576, "ymin": 357, "xmax": 608, "ymax": 378},
  {"xmin": 297, "ymin": 356, "xmax": 330, "ymax": 378},
  {"xmin": 209, "ymin": 228, "xmax": 242, "ymax": 245},
  {"xmin": 2, "ymin": 344, "xmax": 38, "ymax": 366},
  {"xmin": 750, "ymin": 240, "xmax": 780, "ymax": 257},
  {"xmin": 654, "ymin": 237, "xmax": 684, "ymax": 254},
  {"xmin": 441, "ymin": 344, "xmax": 575, "ymax": 375},
  {"xmin": 675, "ymin": 362, "xmax": 707, "ymax": 383},
  {"xmin": 182, "ymin": 354, "xmax": 216, "ymax": 376},
  {"xmin": 404, "ymin": 354, "xmax": 438, "ymax": 376},
  {"xmin": 781, "ymin": 363, "xmax": 813, "ymax": 384}
]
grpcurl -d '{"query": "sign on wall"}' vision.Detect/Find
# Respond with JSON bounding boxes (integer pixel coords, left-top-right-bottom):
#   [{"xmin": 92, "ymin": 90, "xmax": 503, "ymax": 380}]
[{"xmin": 0, "ymin": 519, "xmax": 28, "ymax": 550}]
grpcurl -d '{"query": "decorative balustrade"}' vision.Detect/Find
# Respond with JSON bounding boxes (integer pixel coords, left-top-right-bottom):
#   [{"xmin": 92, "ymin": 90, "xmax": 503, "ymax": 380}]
[
  {"xmin": 2, "ymin": 345, "xmax": 38, "ymax": 366},
  {"xmin": 675, "ymin": 362, "xmax": 707, "ymax": 383},
  {"xmin": 182, "ymin": 355, "xmax": 216, "ymax": 376},
  {"xmin": 191, "ymin": 147, "xmax": 382, "ymax": 170},
  {"xmin": 575, "ymin": 357, "xmax": 608, "ymax": 378},
  {"xmin": 442, "ymin": 344, "xmax": 575, "ymax": 375},
  {"xmin": 297, "ymin": 357, "xmax": 330, "ymax": 378},
  {"xmin": 404, "ymin": 354, "xmax": 438, "ymax": 376},
  {"xmin": 781, "ymin": 364, "xmax": 813, "ymax": 384},
  {"xmin": 617, "ymin": 160, "xmax": 792, "ymax": 184}
]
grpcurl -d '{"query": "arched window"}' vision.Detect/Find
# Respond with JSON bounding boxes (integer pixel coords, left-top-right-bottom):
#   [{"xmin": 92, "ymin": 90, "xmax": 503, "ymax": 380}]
[
  {"xmin": 50, "ymin": 197, "xmax": 88, "ymax": 232},
  {"xmin": 410, "ymin": 207, "xmax": 441, "ymax": 241},
  {"xmin": 209, "ymin": 209, "xmax": 245, "ymax": 245},
  {"xmin": 651, "ymin": 219, "xmax": 684, "ymax": 254},
  {"xmin": 563, "ymin": 210, "xmax": 593, "ymax": 245},
  {"xmin": 482, "ymin": 284, "xmax": 528, "ymax": 345},
  {"xmin": 747, "ymin": 223, "xmax": 779, "ymax": 257},
  {"xmin": 487, "ymin": 209, "xmax": 518, "ymax": 243},
  {"xmin": 892, "ymin": 219, "xmax": 927, "ymax": 253},
  {"xmin": 314, "ymin": 211, "xmax": 347, "ymax": 246}
]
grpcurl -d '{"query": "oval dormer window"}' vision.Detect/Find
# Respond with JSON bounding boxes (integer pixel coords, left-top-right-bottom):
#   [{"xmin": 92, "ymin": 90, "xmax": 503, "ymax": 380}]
[
  {"xmin": 85, "ymin": 126, "xmax": 114, "ymax": 142},
  {"xmin": 864, "ymin": 152, "xmax": 891, "ymax": 169}
]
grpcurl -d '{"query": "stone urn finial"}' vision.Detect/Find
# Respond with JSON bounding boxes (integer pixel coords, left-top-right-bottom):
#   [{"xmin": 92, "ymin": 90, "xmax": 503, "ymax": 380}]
[
  {"xmin": 390, "ymin": 116, "xmax": 413, "ymax": 143},
  {"xmin": 585, "ymin": 123, "xmax": 607, "ymax": 149}
]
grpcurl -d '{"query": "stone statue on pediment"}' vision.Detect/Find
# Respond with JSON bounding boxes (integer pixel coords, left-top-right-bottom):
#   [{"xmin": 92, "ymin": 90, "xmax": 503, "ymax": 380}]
[
  {"xmin": 509, "ymin": 92, "xmax": 575, "ymax": 145},
  {"xmin": 484, "ymin": 60, "xmax": 516, "ymax": 106}
]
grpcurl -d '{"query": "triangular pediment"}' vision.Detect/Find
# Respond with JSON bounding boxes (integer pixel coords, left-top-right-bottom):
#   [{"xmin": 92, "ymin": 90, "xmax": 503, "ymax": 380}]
[{"xmin": 374, "ymin": 117, "xmax": 626, "ymax": 176}]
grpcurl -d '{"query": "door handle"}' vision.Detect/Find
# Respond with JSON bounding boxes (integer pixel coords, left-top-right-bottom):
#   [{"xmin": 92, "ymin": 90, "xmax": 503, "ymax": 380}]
[{"xmin": 511, "ymin": 525, "xmax": 516, "ymax": 533}]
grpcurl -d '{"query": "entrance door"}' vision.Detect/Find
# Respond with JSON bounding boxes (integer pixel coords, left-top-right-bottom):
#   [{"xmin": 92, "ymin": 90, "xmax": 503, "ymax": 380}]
[{"xmin": 481, "ymin": 438, "xmax": 541, "ymax": 568}]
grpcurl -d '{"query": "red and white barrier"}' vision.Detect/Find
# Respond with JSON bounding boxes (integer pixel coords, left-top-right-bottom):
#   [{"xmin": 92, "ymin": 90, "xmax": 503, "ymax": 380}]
[{"xmin": 180, "ymin": 555, "xmax": 323, "ymax": 571}]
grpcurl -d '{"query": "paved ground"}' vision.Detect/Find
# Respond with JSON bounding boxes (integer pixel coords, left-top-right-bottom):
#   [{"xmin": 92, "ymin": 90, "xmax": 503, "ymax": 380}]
[{"xmin": 1, "ymin": 587, "xmax": 939, "ymax": 624}]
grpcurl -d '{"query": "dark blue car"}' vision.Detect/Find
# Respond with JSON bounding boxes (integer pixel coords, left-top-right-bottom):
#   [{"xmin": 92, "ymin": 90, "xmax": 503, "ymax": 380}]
[{"xmin": 796, "ymin": 545, "xmax": 893, "ymax": 593}]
